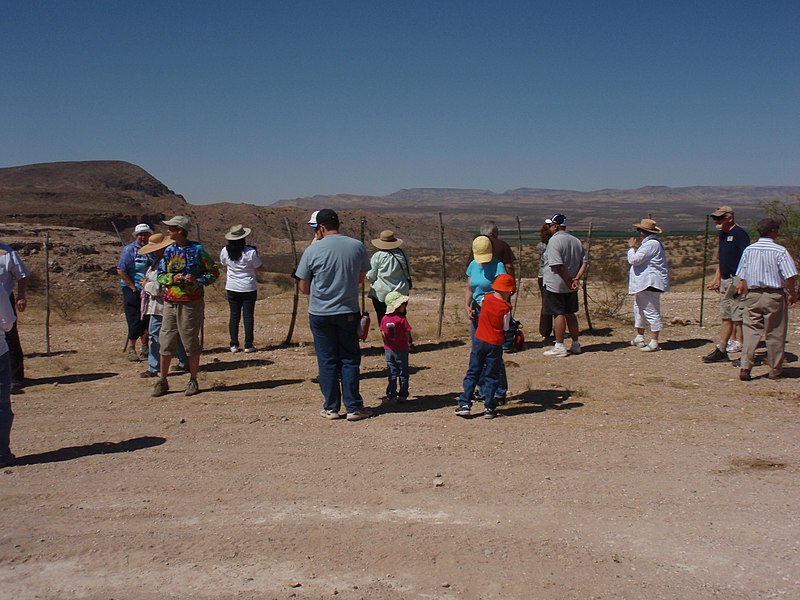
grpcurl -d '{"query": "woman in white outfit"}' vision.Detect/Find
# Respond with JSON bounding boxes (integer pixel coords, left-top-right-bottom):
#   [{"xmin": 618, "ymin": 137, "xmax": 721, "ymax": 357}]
[
  {"xmin": 219, "ymin": 224, "xmax": 263, "ymax": 353},
  {"xmin": 627, "ymin": 218, "xmax": 669, "ymax": 352}
]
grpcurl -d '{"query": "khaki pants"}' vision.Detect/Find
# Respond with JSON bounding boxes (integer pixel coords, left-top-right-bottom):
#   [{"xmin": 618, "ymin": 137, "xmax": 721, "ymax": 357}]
[{"xmin": 740, "ymin": 290, "xmax": 788, "ymax": 374}]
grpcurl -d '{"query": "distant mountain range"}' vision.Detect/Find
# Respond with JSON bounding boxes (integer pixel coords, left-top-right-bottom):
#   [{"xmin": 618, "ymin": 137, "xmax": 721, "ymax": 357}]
[
  {"xmin": 1, "ymin": 161, "xmax": 798, "ymax": 238},
  {"xmin": 274, "ymin": 185, "xmax": 800, "ymax": 230}
]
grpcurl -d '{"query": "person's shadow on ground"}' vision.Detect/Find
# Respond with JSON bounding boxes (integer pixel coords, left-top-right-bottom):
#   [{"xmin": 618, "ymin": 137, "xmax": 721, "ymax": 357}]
[
  {"xmin": 210, "ymin": 378, "xmax": 305, "ymax": 392},
  {"xmin": 9, "ymin": 436, "xmax": 166, "ymax": 467},
  {"xmin": 23, "ymin": 372, "xmax": 118, "ymax": 387}
]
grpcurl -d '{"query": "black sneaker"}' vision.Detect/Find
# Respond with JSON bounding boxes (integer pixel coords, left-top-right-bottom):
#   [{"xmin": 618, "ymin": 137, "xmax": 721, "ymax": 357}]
[
  {"xmin": 483, "ymin": 408, "xmax": 498, "ymax": 419},
  {"xmin": 702, "ymin": 347, "xmax": 728, "ymax": 363},
  {"xmin": 455, "ymin": 404, "xmax": 471, "ymax": 417}
]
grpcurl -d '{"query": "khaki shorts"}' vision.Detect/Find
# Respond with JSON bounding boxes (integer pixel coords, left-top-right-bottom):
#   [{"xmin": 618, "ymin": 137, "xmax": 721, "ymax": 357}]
[
  {"xmin": 719, "ymin": 277, "xmax": 744, "ymax": 322},
  {"xmin": 160, "ymin": 298, "xmax": 204, "ymax": 356}
]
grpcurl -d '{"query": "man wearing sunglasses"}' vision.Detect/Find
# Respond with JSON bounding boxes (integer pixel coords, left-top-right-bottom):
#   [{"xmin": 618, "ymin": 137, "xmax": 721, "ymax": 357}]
[{"xmin": 702, "ymin": 206, "xmax": 750, "ymax": 364}]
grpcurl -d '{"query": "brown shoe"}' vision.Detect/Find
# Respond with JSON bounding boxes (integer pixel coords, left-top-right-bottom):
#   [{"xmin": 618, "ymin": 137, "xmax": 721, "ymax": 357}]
[
  {"xmin": 185, "ymin": 378, "xmax": 200, "ymax": 396},
  {"xmin": 151, "ymin": 377, "xmax": 169, "ymax": 397},
  {"xmin": 140, "ymin": 370, "xmax": 158, "ymax": 378},
  {"xmin": 768, "ymin": 370, "xmax": 784, "ymax": 380},
  {"xmin": 739, "ymin": 369, "xmax": 752, "ymax": 381},
  {"xmin": 128, "ymin": 347, "xmax": 141, "ymax": 362},
  {"xmin": 702, "ymin": 347, "xmax": 729, "ymax": 363}
]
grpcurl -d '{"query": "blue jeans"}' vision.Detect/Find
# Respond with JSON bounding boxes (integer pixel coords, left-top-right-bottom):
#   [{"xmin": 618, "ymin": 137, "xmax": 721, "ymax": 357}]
[
  {"xmin": 310, "ymin": 313, "xmax": 364, "ymax": 413},
  {"xmin": 227, "ymin": 290, "xmax": 257, "ymax": 348},
  {"xmin": 459, "ymin": 339, "xmax": 504, "ymax": 411},
  {"xmin": 0, "ymin": 352, "xmax": 13, "ymax": 456},
  {"xmin": 148, "ymin": 314, "xmax": 188, "ymax": 373},
  {"xmin": 471, "ymin": 312, "xmax": 508, "ymax": 399},
  {"xmin": 122, "ymin": 287, "xmax": 148, "ymax": 340},
  {"xmin": 385, "ymin": 349, "xmax": 409, "ymax": 400}
]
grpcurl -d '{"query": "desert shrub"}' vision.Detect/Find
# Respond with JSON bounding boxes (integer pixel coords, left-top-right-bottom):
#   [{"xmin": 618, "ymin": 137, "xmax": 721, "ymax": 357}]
[{"xmin": 757, "ymin": 197, "xmax": 800, "ymax": 257}]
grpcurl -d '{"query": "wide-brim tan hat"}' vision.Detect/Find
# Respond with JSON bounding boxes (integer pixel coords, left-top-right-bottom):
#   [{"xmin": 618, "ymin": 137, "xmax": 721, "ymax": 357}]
[
  {"xmin": 137, "ymin": 233, "xmax": 173, "ymax": 255},
  {"xmin": 632, "ymin": 218, "xmax": 662, "ymax": 234},
  {"xmin": 225, "ymin": 224, "xmax": 252, "ymax": 241},
  {"xmin": 372, "ymin": 230, "xmax": 403, "ymax": 250}
]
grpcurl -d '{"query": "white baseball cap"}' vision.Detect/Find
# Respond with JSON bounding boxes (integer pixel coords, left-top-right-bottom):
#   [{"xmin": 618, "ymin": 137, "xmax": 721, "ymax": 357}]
[{"xmin": 134, "ymin": 223, "xmax": 154, "ymax": 235}]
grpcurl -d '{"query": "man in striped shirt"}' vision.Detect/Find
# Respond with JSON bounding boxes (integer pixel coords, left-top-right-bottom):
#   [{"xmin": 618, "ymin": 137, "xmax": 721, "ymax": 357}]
[{"xmin": 734, "ymin": 218, "xmax": 797, "ymax": 381}]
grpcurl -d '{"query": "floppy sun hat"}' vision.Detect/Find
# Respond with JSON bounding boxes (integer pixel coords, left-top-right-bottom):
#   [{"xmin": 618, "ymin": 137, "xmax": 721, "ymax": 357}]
[
  {"xmin": 385, "ymin": 291, "xmax": 409, "ymax": 314},
  {"xmin": 492, "ymin": 273, "xmax": 515, "ymax": 293},
  {"xmin": 632, "ymin": 218, "xmax": 662, "ymax": 234},
  {"xmin": 225, "ymin": 224, "xmax": 251, "ymax": 241},
  {"xmin": 137, "ymin": 233, "xmax": 173, "ymax": 255},
  {"xmin": 372, "ymin": 230, "xmax": 403, "ymax": 250},
  {"xmin": 472, "ymin": 235, "xmax": 494, "ymax": 263}
]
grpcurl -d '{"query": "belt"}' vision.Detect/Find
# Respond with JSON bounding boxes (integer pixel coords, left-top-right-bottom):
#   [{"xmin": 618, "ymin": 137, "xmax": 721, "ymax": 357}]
[{"xmin": 748, "ymin": 287, "xmax": 783, "ymax": 293}]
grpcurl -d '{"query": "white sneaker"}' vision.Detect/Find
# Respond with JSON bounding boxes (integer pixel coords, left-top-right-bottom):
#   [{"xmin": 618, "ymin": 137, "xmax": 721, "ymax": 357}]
[
  {"xmin": 727, "ymin": 341, "xmax": 742, "ymax": 353},
  {"xmin": 346, "ymin": 407, "xmax": 373, "ymax": 421},
  {"xmin": 230, "ymin": 345, "xmax": 242, "ymax": 353},
  {"xmin": 631, "ymin": 336, "xmax": 646, "ymax": 348},
  {"xmin": 320, "ymin": 408, "xmax": 342, "ymax": 420},
  {"xmin": 243, "ymin": 347, "xmax": 257, "ymax": 354},
  {"xmin": 640, "ymin": 340, "xmax": 660, "ymax": 352},
  {"xmin": 569, "ymin": 342, "xmax": 582, "ymax": 355},
  {"xmin": 543, "ymin": 346, "xmax": 569, "ymax": 357}
]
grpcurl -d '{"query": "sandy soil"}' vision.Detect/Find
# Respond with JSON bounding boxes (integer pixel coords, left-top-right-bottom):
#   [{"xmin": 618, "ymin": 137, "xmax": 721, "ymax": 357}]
[{"xmin": 1, "ymin": 288, "xmax": 799, "ymax": 600}]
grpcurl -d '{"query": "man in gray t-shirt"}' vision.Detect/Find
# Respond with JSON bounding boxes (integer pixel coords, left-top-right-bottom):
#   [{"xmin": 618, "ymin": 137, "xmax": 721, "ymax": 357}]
[
  {"xmin": 542, "ymin": 214, "xmax": 588, "ymax": 357},
  {"xmin": 296, "ymin": 209, "xmax": 371, "ymax": 421}
]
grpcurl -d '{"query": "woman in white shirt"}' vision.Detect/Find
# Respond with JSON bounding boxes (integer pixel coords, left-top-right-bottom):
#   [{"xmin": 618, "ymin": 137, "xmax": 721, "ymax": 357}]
[
  {"xmin": 627, "ymin": 218, "xmax": 669, "ymax": 352},
  {"xmin": 220, "ymin": 225, "xmax": 263, "ymax": 353}
]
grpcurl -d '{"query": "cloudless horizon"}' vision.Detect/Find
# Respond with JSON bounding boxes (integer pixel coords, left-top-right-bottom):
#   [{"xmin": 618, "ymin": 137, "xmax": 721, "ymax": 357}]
[{"xmin": 2, "ymin": 1, "xmax": 798, "ymax": 205}]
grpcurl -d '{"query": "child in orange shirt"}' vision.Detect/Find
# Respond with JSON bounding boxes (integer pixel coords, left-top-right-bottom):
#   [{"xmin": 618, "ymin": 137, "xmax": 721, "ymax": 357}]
[{"xmin": 456, "ymin": 273, "xmax": 514, "ymax": 419}]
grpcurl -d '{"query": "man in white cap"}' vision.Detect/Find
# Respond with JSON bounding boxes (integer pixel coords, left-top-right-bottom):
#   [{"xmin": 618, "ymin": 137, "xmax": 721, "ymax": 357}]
[
  {"xmin": 116, "ymin": 223, "xmax": 153, "ymax": 362},
  {"xmin": 295, "ymin": 209, "xmax": 372, "ymax": 421},
  {"xmin": 542, "ymin": 214, "xmax": 588, "ymax": 357}
]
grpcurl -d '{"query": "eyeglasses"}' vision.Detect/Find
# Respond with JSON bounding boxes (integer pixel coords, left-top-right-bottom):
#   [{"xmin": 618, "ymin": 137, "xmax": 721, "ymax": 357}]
[{"xmin": 711, "ymin": 216, "xmax": 725, "ymax": 221}]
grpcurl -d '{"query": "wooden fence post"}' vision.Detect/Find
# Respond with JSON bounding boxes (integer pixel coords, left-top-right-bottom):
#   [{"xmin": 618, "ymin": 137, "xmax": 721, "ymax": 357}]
[
  {"xmin": 360, "ymin": 217, "xmax": 367, "ymax": 313},
  {"xmin": 514, "ymin": 215, "xmax": 522, "ymax": 313},
  {"xmin": 700, "ymin": 215, "xmax": 710, "ymax": 327},
  {"xmin": 582, "ymin": 221, "xmax": 594, "ymax": 333},
  {"xmin": 284, "ymin": 217, "xmax": 300, "ymax": 346},
  {"xmin": 437, "ymin": 212, "xmax": 446, "ymax": 339},
  {"xmin": 44, "ymin": 232, "xmax": 50, "ymax": 354}
]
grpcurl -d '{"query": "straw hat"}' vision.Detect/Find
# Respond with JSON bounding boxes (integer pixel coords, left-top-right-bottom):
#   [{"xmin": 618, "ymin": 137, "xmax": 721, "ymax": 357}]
[
  {"xmin": 632, "ymin": 218, "xmax": 662, "ymax": 234},
  {"xmin": 492, "ymin": 273, "xmax": 515, "ymax": 293},
  {"xmin": 225, "ymin": 224, "xmax": 251, "ymax": 241},
  {"xmin": 472, "ymin": 236, "xmax": 494, "ymax": 263},
  {"xmin": 372, "ymin": 230, "xmax": 403, "ymax": 250},
  {"xmin": 137, "ymin": 233, "xmax": 173, "ymax": 255},
  {"xmin": 385, "ymin": 291, "xmax": 409, "ymax": 314}
]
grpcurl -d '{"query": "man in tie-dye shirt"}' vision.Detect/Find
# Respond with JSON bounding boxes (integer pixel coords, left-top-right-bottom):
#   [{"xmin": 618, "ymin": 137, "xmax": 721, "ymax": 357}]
[{"xmin": 152, "ymin": 215, "xmax": 219, "ymax": 398}]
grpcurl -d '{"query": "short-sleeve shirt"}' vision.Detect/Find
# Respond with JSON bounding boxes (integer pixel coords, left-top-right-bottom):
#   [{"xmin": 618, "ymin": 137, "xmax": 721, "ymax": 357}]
[
  {"xmin": 156, "ymin": 242, "xmax": 220, "ymax": 302},
  {"xmin": 220, "ymin": 246, "xmax": 263, "ymax": 292},
  {"xmin": 466, "ymin": 259, "xmax": 507, "ymax": 305},
  {"xmin": 543, "ymin": 231, "xmax": 586, "ymax": 294},
  {"xmin": 475, "ymin": 292, "xmax": 511, "ymax": 346},
  {"xmin": 0, "ymin": 244, "xmax": 29, "ymax": 296},
  {"xmin": 380, "ymin": 314, "xmax": 412, "ymax": 351},
  {"xmin": 295, "ymin": 234, "xmax": 370, "ymax": 316},
  {"xmin": 117, "ymin": 241, "xmax": 151, "ymax": 290},
  {"xmin": 491, "ymin": 238, "xmax": 516, "ymax": 267},
  {"xmin": 718, "ymin": 225, "xmax": 750, "ymax": 278}
]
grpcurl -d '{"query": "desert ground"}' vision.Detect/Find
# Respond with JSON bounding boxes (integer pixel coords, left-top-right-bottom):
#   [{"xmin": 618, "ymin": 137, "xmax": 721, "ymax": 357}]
[{"xmin": 1, "ymin": 281, "xmax": 799, "ymax": 599}]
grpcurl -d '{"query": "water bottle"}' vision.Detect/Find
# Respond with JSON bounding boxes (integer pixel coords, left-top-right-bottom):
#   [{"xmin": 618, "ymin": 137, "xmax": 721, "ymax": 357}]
[
  {"xmin": 358, "ymin": 312, "xmax": 370, "ymax": 341},
  {"xmin": 387, "ymin": 321, "xmax": 396, "ymax": 342}
]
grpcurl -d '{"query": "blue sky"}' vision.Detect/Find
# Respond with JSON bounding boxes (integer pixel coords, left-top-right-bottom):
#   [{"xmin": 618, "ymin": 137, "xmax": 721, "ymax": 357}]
[{"xmin": 2, "ymin": 0, "xmax": 798, "ymax": 204}]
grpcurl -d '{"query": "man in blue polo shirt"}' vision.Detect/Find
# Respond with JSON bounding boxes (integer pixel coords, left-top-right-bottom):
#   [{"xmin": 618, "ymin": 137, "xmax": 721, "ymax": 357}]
[
  {"xmin": 296, "ymin": 209, "xmax": 372, "ymax": 422},
  {"xmin": 703, "ymin": 206, "xmax": 751, "ymax": 364}
]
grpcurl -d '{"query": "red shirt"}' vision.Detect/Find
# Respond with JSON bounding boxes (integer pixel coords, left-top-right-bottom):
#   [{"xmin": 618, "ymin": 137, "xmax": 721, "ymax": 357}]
[
  {"xmin": 475, "ymin": 292, "xmax": 511, "ymax": 346},
  {"xmin": 380, "ymin": 314, "xmax": 412, "ymax": 351}
]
